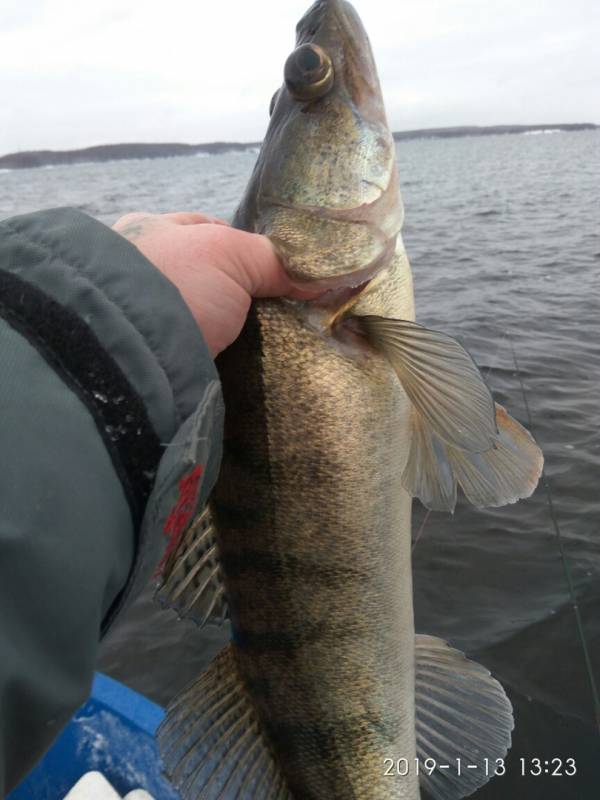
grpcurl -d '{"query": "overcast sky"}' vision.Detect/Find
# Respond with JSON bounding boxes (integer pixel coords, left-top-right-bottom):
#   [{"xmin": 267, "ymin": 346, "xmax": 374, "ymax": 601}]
[{"xmin": 1, "ymin": 0, "xmax": 598, "ymax": 155}]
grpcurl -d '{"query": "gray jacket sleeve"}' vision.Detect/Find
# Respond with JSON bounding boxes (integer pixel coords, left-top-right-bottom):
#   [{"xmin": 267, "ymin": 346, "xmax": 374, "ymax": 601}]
[{"xmin": 0, "ymin": 208, "xmax": 224, "ymax": 795}]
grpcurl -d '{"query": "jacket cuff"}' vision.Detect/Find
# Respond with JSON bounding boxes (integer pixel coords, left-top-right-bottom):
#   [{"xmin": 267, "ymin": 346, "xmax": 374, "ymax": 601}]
[{"xmin": 0, "ymin": 208, "xmax": 214, "ymax": 440}]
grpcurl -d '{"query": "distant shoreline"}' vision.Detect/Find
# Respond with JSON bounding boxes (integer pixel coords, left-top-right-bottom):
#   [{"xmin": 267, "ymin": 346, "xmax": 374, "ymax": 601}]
[{"xmin": 1, "ymin": 123, "xmax": 597, "ymax": 171}]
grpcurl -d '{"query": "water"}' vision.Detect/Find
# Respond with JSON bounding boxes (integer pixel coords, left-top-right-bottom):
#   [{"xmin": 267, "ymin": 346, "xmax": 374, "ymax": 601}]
[{"xmin": 2, "ymin": 130, "xmax": 599, "ymax": 798}]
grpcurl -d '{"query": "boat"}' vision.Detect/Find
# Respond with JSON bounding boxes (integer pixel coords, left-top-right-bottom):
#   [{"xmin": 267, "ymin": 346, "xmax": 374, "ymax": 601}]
[{"xmin": 8, "ymin": 673, "xmax": 179, "ymax": 800}]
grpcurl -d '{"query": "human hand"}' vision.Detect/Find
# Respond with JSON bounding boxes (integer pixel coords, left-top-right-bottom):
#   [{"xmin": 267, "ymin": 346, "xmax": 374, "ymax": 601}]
[{"xmin": 112, "ymin": 211, "xmax": 314, "ymax": 356}]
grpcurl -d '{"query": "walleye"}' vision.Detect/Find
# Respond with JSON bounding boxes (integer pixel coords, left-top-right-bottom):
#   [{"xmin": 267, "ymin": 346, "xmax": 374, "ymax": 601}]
[{"xmin": 156, "ymin": 1, "xmax": 543, "ymax": 798}]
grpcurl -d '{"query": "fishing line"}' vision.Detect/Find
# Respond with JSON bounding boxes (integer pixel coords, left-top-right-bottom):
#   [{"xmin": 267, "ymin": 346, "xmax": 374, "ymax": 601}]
[
  {"xmin": 412, "ymin": 509, "xmax": 431, "ymax": 552},
  {"xmin": 411, "ymin": 325, "xmax": 600, "ymax": 730},
  {"xmin": 507, "ymin": 331, "xmax": 600, "ymax": 733}
]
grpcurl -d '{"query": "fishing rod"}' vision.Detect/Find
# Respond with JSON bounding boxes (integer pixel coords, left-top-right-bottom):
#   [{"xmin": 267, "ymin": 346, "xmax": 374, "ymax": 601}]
[
  {"xmin": 411, "ymin": 325, "xmax": 600, "ymax": 730},
  {"xmin": 507, "ymin": 332, "xmax": 600, "ymax": 733}
]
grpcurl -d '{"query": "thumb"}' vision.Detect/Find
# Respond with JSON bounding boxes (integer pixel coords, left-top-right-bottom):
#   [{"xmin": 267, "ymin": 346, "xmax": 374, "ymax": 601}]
[{"xmin": 220, "ymin": 228, "xmax": 319, "ymax": 300}]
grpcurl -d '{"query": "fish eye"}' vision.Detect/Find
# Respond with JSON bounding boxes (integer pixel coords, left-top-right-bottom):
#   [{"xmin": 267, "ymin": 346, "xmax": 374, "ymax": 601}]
[
  {"xmin": 284, "ymin": 43, "xmax": 334, "ymax": 101},
  {"xmin": 269, "ymin": 89, "xmax": 279, "ymax": 116}
]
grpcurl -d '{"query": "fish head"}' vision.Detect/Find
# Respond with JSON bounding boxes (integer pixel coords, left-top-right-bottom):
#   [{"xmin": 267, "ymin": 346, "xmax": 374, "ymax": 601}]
[{"xmin": 234, "ymin": 0, "xmax": 403, "ymax": 291}]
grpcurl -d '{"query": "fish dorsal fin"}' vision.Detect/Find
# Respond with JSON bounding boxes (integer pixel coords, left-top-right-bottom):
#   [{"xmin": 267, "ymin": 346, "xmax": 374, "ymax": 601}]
[
  {"xmin": 158, "ymin": 645, "xmax": 291, "ymax": 799},
  {"xmin": 155, "ymin": 505, "xmax": 228, "ymax": 626},
  {"xmin": 358, "ymin": 316, "xmax": 543, "ymax": 511},
  {"xmin": 415, "ymin": 634, "xmax": 514, "ymax": 800}
]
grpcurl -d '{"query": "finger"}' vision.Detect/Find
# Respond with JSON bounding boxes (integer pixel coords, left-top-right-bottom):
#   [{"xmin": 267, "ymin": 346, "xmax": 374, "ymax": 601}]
[
  {"xmin": 162, "ymin": 211, "xmax": 229, "ymax": 226},
  {"xmin": 212, "ymin": 227, "xmax": 321, "ymax": 300},
  {"xmin": 112, "ymin": 211, "xmax": 156, "ymax": 230}
]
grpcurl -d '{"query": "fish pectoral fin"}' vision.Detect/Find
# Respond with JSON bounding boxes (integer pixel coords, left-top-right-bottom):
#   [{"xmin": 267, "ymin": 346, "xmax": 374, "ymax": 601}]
[
  {"xmin": 358, "ymin": 316, "xmax": 543, "ymax": 511},
  {"xmin": 446, "ymin": 403, "xmax": 543, "ymax": 508},
  {"xmin": 402, "ymin": 408, "xmax": 457, "ymax": 512},
  {"xmin": 154, "ymin": 504, "xmax": 229, "ymax": 627},
  {"xmin": 158, "ymin": 645, "xmax": 292, "ymax": 799},
  {"xmin": 415, "ymin": 634, "xmax": 514, "ymax": 800},
  {"xmin": 403, "ymin": 402, "xmax": 543, "ymax": 512},
  {"xmin": 358, "ymin": 316, "xmax": 497, "ymax": 451}
]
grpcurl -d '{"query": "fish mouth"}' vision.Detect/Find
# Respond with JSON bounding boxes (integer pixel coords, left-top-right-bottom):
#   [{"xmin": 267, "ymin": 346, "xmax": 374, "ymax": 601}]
[{"xmin": 297, "ymin": 2, "xmax": 376, "ymax": 71}]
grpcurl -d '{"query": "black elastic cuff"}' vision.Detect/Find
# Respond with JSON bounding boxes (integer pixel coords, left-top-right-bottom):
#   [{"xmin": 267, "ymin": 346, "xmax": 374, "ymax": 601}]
[{"xmin": 0, "ymin": 268, "xmax": 162, "ymax": 528}]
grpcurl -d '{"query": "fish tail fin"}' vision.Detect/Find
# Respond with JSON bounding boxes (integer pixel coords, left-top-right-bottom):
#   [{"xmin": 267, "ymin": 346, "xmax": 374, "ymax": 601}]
[
  {"xmin": 157, "ymin": 644, "xmax": 291, "ymax": 799},
  {"xmin": 415, "ymin": 634, "xmax": 514, "ymax": 800},
  {"xmin": 357, "ymin": 315, "xmax": 543, "ymax": 511}
]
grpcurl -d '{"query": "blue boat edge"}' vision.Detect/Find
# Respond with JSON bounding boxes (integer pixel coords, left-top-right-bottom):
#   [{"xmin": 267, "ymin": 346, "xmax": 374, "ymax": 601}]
[{"xmin": 8, "ymin": 673, "xmax": 179, "ymax": 800}]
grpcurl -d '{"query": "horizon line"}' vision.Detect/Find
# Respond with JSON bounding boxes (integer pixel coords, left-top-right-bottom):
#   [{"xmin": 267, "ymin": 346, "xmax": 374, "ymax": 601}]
[{"xmin": 1, "ymin": 122, "xmax": 597, "ymax": 168}]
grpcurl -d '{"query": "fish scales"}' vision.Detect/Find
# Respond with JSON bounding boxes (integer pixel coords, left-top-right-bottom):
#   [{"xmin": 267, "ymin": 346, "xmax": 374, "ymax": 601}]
[{"xmin": 213, "ymin": 295, "xmax": 417, "ymax": 798}]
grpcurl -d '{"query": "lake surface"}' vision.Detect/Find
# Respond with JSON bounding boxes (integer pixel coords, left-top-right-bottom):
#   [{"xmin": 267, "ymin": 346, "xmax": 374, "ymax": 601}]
[{"xmin": 2, "ymin": 130, "xmax": 599, "ymax": 798}]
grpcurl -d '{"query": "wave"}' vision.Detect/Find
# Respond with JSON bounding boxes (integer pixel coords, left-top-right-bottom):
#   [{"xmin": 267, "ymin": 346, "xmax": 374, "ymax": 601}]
[
  {"xmin": 475, "ymin": 209, "xmax": 501, "ymax": 217},
  {"xmin": 522, "ymin": 129, "xmax": 563, "ymax": 136}
]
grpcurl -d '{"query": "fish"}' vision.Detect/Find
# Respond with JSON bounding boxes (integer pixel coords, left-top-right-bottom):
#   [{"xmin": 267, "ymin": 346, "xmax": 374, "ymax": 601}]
[{"xmin": 155, "ymin": 1, "xmax": 544, "ymax": 798}]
